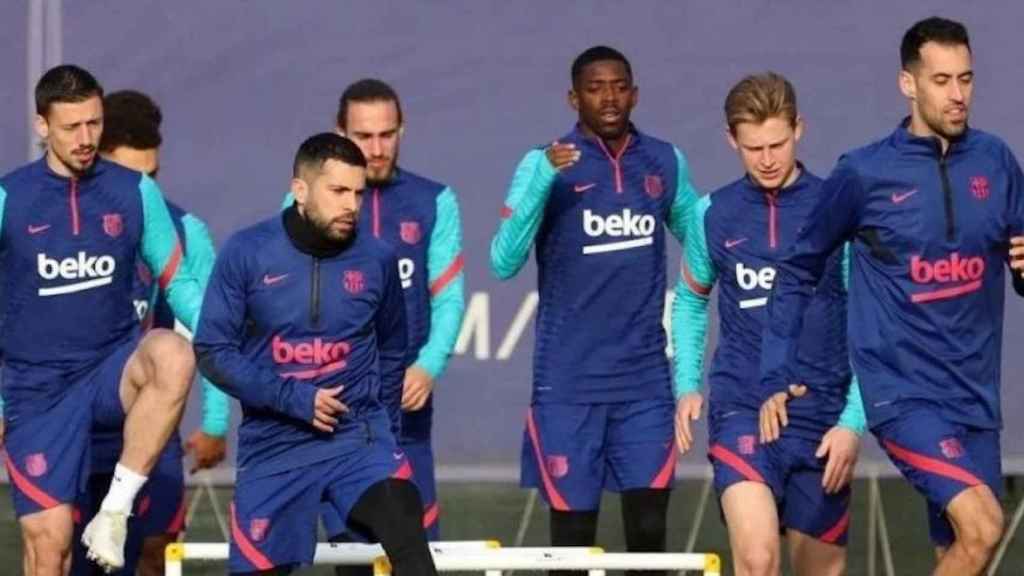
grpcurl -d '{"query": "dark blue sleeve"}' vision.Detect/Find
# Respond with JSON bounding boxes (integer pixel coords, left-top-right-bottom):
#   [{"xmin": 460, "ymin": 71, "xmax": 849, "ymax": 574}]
[
  {"xmin": 1002, "ymin": 146, "xmax": 1024, "ymax": 297},
  {"xmin": 375, "ymin": 250, "xmax": 409, "ymax": 436},
  {"xmin": 761, "ymin": 160, "xmax": 863, "ymax": 395},
  {"xmin": 193, "ymin": 236, "xmax": 316, "ymax": 423}
]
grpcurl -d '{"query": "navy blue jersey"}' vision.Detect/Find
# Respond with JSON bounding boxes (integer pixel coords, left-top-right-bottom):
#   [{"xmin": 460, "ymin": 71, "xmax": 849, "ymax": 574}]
[
  {"xmin": 763, "ymin": 122, "xmax": 1024, "ymax": 429},
  {"xmin": 194, "ymin": 209, "xmax": 407, "ymax": 478},
  {"xmin": 0, "ymin": 158, "xmax": 201, "ymax": 417},
  {"xmin": 674, "ymin": 170, "xmax": 861, "ymax": 439},
  {"xmin": 491, "ymin": 125, "xmax": 698, "ymax": 404}
]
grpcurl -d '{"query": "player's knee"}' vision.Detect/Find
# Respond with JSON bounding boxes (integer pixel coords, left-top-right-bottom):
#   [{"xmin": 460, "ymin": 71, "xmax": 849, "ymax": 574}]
[
  {"xmin": 734, "ymin": 541, "xmax": 778, "ymax": 576},
  {"xmin": 954, "ymin": 500, "xmax": 1003, "ymax": 564},
  {"xmin": 22, "ymin": 521, "xmax": 71, "ymax": 566},
  {"xmin": 142, "ymin": 329, "xmax": 196, "ymax": 394}
]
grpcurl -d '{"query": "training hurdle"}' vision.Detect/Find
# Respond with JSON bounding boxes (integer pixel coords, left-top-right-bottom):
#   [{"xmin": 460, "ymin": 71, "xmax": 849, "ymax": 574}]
[
  {"xmin": 372, "ymin": 549, "xmax": 722, "ymax": 576},
  {"xmin": 163, "ymin": 540, "xmax": 498, "ymax": 575}
]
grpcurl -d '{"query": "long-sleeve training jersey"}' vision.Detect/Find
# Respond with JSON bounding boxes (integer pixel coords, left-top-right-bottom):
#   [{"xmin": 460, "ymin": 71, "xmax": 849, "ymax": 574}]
[
  {"xmin": 283, "ymin": 167, "xmax": 464, "ymax": 441},
  {"xmin": 762, "ymin": 121, "xmax": 1024, "ymax": 430},
  {"xmin": 194, "ymin": 207, "xmax": 407, "ymax": 478},
  {"xmin": 491, "ymin": 124, "xmax": 698, "ymax": 404},
  {"xmin": 0, "ymin": 158, "xmax": 202, "ymax": 419},
  {"xmin": 673, "ymin": 170, "xmax": 865, "ymax": 439}
]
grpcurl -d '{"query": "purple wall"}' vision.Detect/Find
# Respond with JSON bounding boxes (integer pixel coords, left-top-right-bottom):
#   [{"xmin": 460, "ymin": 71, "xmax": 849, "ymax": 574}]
[{"xmin": 6, "ymin": 1, "xmax": 1024, "ymax": 470}]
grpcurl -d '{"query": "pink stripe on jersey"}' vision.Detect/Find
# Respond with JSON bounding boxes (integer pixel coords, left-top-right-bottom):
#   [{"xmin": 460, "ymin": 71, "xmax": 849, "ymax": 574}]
[
  {"xmin": 709, "ymin": 444, "xmax": 765, "ymax": 483},
  {"xmin": 5, "ymin": 457, "xmax": 60, "ymax": 509},
  {"xmin": 883, "ymin": 439, "xmax": 982, "ymax": 487},
  {"xmin": 430, "ymin": 254, "xmax": 464, "ymax": 297},
  {"xmin": 819, "ymin": 510, "xmax": 850, "ymax": 544},
  {"xmin": 649, "ymin": 447, "xmax": 678, "ymax": 489}
]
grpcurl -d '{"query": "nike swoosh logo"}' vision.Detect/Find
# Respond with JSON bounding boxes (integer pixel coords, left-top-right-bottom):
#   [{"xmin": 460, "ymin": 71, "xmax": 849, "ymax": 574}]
[
  {"xmin": 263, "ymin": 273, "xmax": 288, "ymax": 285},
  {"xmin": 574, "ymin": 183, "xmax": 596, "ymax": 193},
  {"xmin": 892, "ymin": 189, "xmax": 917, "ymax": 204},
  {"xmin": 27, "ymin": 224, "xmax": 51, "ymax": 234},
  {"xmin": 724, "ymin": 238, "xmax": 747, "ymax": 249}
]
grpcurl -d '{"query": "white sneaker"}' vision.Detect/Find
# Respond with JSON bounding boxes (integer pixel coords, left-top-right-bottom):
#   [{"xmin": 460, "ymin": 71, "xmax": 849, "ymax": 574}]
[{"xmin": 81, "ymin": 510, "xmax": 128, "ymax": 573}]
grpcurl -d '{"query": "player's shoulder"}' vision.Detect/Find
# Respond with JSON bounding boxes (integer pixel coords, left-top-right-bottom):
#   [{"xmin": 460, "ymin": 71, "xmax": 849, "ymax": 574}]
[
  {"xmin": 707, "ymin": 176, "xmax": 750, "ymax": 212},
  {"xmin": 394, "ymin": 167, "xmax": 447, "ymax": 196},
  {"xmin": 354, "ymin": 231, "xmax": 399, "ymax": 265},
  {"xmin": 964, "ymin": 127, "xmax": 1018, "ymax": 164},
  {"xmin": 95, "ymin": 157, "xmax": 147, "ymax": 191},
  {"xmin": 0, "ymin": 160, "xmax": 41, "ymax": 191},
  {"xmin": 221, "ymin": 215, "xmax": 282, "ymax": 259}
]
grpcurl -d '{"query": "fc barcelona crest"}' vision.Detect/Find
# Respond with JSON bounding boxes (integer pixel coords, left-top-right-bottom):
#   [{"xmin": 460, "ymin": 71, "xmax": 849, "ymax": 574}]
[
  {"xmin": 103, "ymin": 213, "xmax": 123, "ymax": 237},
  {"xmin": 969, "ymin": 176, "xmax": 990, "ymax": 200},
  {"xmin": 400, "ymin": 221, "xmax": 422, "ymax": 245},
  {"xmin": 25, "ymin": 453, "xmax": 48, "ymax": 477},
  {"xmin": 249, "ymin": 518, "xmax": 270, "ymax": 542},
  {"xmin": 644, "ymin": 175, "xmax": 664, "ymax": 199},
  {"xmin": 343, "ymin": 270, "xmax": 365, "ymax": 294}
]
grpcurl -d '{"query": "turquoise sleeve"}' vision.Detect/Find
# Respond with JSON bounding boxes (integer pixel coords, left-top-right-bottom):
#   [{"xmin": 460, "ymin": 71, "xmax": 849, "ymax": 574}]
[
  {"xmin": 489, "ymin": 150, "xmax": 558, "ymax": 280},
  {"xmin": 836, "ymin": 243, "xmax": 866, "ymax": 434},
  {"xmin": 672, "ymin": 194, "xmax": 716, "ymax": 398},
  {"xmin": 281, "ymin": 192, "xmax": 294, "ymax": 209},
  {"xmin": 0, "ymin": 184, "xmax": 6, "ymax": 414},
  {"xmin": 138, "ymin": 175, "xmax": 203, "ymax": 332},
  {"xmin": 182, "ymin": 214, "xmax": 231, "ymax": 437},
  {"xmin": 666, "ymin": 147, "xmax": 700, "ymax": 244},
  {"xmin": 414, "ymin": 188, "xmax": 466, "ymax": 379}
]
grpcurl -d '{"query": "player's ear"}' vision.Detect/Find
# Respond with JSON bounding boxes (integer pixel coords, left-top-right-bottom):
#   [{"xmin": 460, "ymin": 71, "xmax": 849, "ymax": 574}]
[
  {"xmin": 568, "ymin": 88, "xmax": 580, "ymax": 112},
  {"xmin": 335, "ymin": 126, "xmax": 346, "ymax": 137},
  {"xmin": 898, "ymin": 68, "xmax": 916, "ymax": 100},
  {"xmin": 291, "ymin": 177, "xmax": 309, "ymax": 206},
  {"xmin": 34, "ymin": 114, "xmax": 50, "ymax": 140},
  {"xmin": 725, "ymin": 125, "xmax": 739, "ymax": 151},
  {"xmin": 793, "ymin": 115, "xmax": 805, "ymax": 143}
]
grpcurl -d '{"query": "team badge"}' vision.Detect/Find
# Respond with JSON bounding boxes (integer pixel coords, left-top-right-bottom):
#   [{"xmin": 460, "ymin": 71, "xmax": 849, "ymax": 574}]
[
  {"xmin": 102, "ymin": 213, "xmax": 124, "ymax": 237},
  {"xmin": 400, "ymin": 221, "xmax": 422, "ymax": 245},
  {"xmin": 969, "ymin": 176, "xmax": 990, "ymax": 200},
  {"xmin": 343, "ymin": 270, "xmax": 365, "ymax": 294},
  {"xmin": 939, "ymin": 438, "xmax": 965, "ymax": 459},
  {"xmin": 737, "ymin": 435, "xmax": 756, "ymax": 456},
  {"xmin": 546, "ymin": 455, "xmax": 570, "ymax": 478},
  {"xmin": 25, "ymin": 453, "xmax": 48, "ymax": 477},
  {"xmin": 250, "ymin": 518, "xmax": 270, "ymax": 542},
  {"xmin": 644, "ymin": 174, "xmax": 664, "ymax": 199}
]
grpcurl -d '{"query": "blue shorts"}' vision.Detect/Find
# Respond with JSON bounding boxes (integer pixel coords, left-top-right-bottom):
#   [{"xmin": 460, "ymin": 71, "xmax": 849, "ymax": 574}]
[
  {"xmin": 229, "ymin": 419, "xmax": 406, "ymax": 573},
  {"xmin": 323, "ymin": 438, "xmax": 439, "ymax": 541},
  {"xmin": 873, "ymin": 405, "xmax": 1002, "ymax": 547},
  {"xmin": 708, "ymin": 413, "xmax": 851, "ymax": 545},
  {"xmin": 521, "ymin": 399, "xmax": 676, "ymax": 511},
  {"xmin": 70, "ymin": 447, "xmax": 186, "ymax": 576},
  {"xmin": 4, "ymin": 337, "xmax": 136, "ymax": 518}
]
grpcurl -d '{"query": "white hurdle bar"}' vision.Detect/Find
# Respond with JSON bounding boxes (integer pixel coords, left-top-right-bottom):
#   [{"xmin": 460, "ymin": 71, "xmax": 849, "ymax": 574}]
[
  {"xmin": 164, "ymin": 540, "xmax": 498, "ymax": 575},
  {"xmin": 372, "ymin": 550, "xmax": 722, "ymax": 576}
]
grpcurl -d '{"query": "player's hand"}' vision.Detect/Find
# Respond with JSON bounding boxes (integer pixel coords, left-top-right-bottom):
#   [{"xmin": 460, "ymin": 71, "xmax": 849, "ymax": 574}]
[
  {"xmin": 816, "ymin": 426, "xmax": 860, "ymax": 494},
  {"xmin": 674, "ymin": 392, "xmax": 703, "ymax": 454},
  {"xmin": 185, "ymin": 430, "xmax": 227, "ymax": 473},
  {"xmin": 545, "ymin": 141, "xmax": 581, "ymax": 172},
  {"xmin": 312, "ymin": 384, "xmax": 349, "ymax": 433},
  {"xmin": 401, "ymin": 365, "xmax": 434, "ymax": 411},
  {"xmin": 1009, "ymin": 236, "xmax": 1024, "ymax": 278},
  {"xmin": 759, "ymin": 384, "xmax": 807, "ymax": 444}
]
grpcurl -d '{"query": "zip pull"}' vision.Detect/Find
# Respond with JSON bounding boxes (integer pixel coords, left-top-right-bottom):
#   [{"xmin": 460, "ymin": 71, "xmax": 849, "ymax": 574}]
[{"xmin": 70, "ymin": 178, "xmax": 81, "ymax": 236}]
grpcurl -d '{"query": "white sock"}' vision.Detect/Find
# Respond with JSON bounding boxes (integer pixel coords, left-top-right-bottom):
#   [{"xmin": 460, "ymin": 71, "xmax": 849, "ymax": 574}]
[{"xmin": 99, "ymin": 463, "xmax": 148, "ymax": 514}]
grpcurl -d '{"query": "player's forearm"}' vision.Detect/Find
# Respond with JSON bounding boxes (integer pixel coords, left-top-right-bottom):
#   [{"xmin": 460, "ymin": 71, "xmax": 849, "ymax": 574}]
[
  {"xmin": 672, "ymin": 280, "xmax": 711, "ymax": 398},
  {"xmin": 195, "ymin": 344, "xmax": 314, "ymax": 423},
  {"xmin": 200, "ymin": 377, "xmax": 231, "ymax": 437},
  {"xmin": 836, "ymin": 373, "xmax": 866, "ymax": 435},
  {"xmin": 490, "ymin": 150, "xmax": 557, "ymax": 279}
]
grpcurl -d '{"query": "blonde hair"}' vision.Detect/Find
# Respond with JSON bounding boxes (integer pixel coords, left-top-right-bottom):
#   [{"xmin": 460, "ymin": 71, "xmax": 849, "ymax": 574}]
[{"xmin": 724, "ymin": 72, "xmax": 798, "ymax": 134}]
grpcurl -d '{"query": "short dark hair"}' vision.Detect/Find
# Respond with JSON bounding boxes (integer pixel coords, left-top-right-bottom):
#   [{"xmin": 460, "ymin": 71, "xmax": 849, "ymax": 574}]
[
  {"xmin": 571, "ymin": 46, "xmax": 633, "ymax": 86},
  {"xmin": 336, "ymin": 78, "xmax": 403, "ymax": 130},
  {"xmin": 35, "ymin": 64, "xmax": 104, "ymax": 116},
  {"xmin": 99, "ymin": 90, "xmax": 162, "ymax": 153},
  {"xmin": 901, "ymin": 17, "xmax": 971, "ymax": 70},
  {"xmin": 293, "ymin": 133, "xmax": 367, "ymax": 178}
]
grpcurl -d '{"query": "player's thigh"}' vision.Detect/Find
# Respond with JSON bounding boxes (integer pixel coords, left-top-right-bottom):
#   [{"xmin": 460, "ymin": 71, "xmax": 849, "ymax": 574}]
[
  {"xmin": 720, "ymin": 482, "xmax": 781, "ymax": 555},
  {"xmin": 229, "ymin": 466, "xmax": 321, "ymax": 574},
  {"xmin": 605, "ymin": 398, "xmax": 676, "ymax": 492},
  {"xmin": 874, "ymin": 410, "xmax": 997, "ymax": 546},
  {"xmin": 781, "ymin": 440, "xmax": 852, "ymax": 547},
  {"xmin": 520, "ymin": 403, "xmax": 606, "ymax": 511},
  {"xmin": 19, "ymin": 503, "xmax": 76, "ymax": 554}
]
